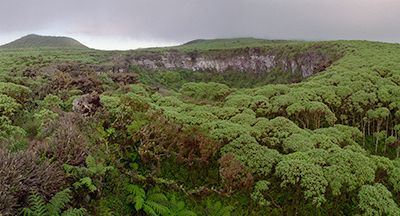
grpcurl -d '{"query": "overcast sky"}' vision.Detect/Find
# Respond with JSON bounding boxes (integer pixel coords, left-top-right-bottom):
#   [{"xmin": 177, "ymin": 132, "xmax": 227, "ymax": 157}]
[{"xmin": 0, "ymin": 0, "xmax": 399, "ymax": 50}]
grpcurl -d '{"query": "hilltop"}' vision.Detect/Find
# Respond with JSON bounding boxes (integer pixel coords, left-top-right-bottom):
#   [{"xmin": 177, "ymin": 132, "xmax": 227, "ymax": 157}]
[{"xmin": 0, "ymin": 34, "xmax": 88, "ymax": 49}]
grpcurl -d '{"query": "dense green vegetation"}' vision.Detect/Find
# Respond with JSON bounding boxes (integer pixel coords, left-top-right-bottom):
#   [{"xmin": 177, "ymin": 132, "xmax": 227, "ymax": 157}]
[{"xmin": 1, "ymin": 37, "xmax": 400, "ymax": 215}]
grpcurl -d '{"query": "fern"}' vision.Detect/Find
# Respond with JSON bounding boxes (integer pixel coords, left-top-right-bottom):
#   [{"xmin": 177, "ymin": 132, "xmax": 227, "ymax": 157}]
[
  {"xmin": 73, "ymin": 177, "xmax": 97, "ymax": 192},
  {"xmin": 96, "ymin": 204, "xmax": 114, "ymax": 216},
  {"xmin": 60, "ymin": 208, "xmax": 86, "ymax": 216},
  {"xmin": 47, "ymin": 189, "xmax": 73, "ymax": 215},
  {"xmin": 145, "ymin": 200, "xmax": 170, "ymax": 216},
  {"xmin": 204, "ymin": 200, "xmax": 233, "ymax": 216},
  {"xmin": 126, "ymin": 184, "xmax": 146, "ymax": 210},
  {"xmin": 85, "ymin": 155, "xmax": 113, "ymax": 176},
  {"xmin": 167, "ymin": 195, "xmax": 196, "ymax": 216},
  {"xmin": 126, "ymin": 184, "xmax": 196, "ymax": 216},
  {"xmin": 64, "ymin": 155, "xmax": 114, "ymax": 195},
  {"xmin": 126, "ymin": 184, "xmax": 171, "ymax": 216},
  {"xmin": 85, "ymin": 156, "xmax": 98, "ymax": 175},
  {"xmin": 20, "ymin": 189, "xmax": 86, "ymax": 216},
  {"xmin": 21, "ymin": 192, "xmax": 46, "ymax": 216}
]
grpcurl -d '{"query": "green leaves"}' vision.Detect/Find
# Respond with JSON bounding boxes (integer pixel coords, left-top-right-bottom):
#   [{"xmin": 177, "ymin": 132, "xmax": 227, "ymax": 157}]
[
  {"xmin": 389, "ymin": 167, "xmax": 400, "ymax": 193},
  {"xmin": 275, "ymin": 152, "xmax": 328, "ymax": 206},
  {"xmin": 367, "ymin": 107, "xmax": 391, "ymax": 120},
  {"xmin": 324, "ymin": 148, "xmax": 376, "ymax": 196},
  {"xmin": 358, "ymin": 183, "xmax": 400, "ymax": 216}
]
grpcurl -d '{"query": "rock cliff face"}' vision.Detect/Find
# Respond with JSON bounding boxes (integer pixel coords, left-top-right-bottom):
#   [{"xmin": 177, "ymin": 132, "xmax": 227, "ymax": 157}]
[{"xmin": 119, "ymin": 47, "xmax": 341, "ymax": 78}]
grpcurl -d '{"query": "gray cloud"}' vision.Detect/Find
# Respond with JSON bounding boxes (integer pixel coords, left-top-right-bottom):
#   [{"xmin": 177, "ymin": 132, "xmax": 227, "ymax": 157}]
[{"xmin": 1, "ymin": 0, "xmax": 400, "ymax": 49}]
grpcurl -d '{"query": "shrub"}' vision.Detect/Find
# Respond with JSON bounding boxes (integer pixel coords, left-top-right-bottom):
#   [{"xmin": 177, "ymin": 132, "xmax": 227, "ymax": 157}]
[
  {"xmin": 218, "ymin": 153, "xmax": 254, "ymax": 192},
  {"xmin": 138, "ymin": 114, "xmax": 220, "ymax": 166},
  {"xmin": 41, "ymin": 94, "xmax": 63, "ymax": 110},
  {"xmin": 0, "ymin": 149, "xmax": 64, "ymax": 215},
  {"xmin": 0, "ymin": 116, "xmax": 27, "ymax": 150},
  {"xmin": 32, "ymin": 113, "xmax": 89, "ymax": 166},
  {"xmin": 0, "ymin": 94, "xmax": 20, "ymax": 117},
  {"xmin": 33, "ymin": 109, "xmax": 59, "ymax": 138},
  {"xmin": 107, "ymin": 72, "xmax": 138, "ymax": 85},
  {"xmin": 0, "ymin": 82, "xmax": 31, "ymax": 103}
]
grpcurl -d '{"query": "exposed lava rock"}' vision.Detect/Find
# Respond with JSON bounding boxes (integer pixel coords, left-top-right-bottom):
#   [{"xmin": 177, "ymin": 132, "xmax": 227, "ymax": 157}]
[{"xmin": 120, "ymin": 45, "xmax": 343, "ymax": 78}]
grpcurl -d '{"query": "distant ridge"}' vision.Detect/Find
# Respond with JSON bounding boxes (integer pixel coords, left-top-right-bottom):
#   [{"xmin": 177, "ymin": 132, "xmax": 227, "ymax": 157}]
[
  {"xmin": 176, "ymin": 37, "xmax": 297, "ymax": 50},
  {"xmin": 0, "ymin": 34, "xmax": 88, "ymax": 49}
]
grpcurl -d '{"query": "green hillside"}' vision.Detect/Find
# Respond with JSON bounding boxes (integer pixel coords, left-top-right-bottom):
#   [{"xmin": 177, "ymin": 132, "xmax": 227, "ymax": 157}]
[
  {"xmin": 1, "ymin": 38, "xmax": 400, "ymax": 215},
  {"xmin": 0, "ymin": 34, "xmax": 88, "ymax": 49}
]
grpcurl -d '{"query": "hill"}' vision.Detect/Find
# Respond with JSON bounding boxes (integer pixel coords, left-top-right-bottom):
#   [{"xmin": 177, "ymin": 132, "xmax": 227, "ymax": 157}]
[{"xmin": 0, "ymin": 34, "xmax": 88, "ymax": 49}]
